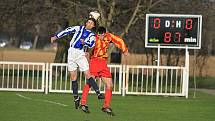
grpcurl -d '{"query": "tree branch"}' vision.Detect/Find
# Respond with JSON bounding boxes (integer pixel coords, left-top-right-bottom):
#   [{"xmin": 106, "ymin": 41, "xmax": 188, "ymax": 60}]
[
  {"xmin": 106, "ymin": 0, "xmax": 116, "ymax": 30},
  {"xmin": 120, "ymin": 0, "xmax": 141, "ymax": 37},
  {"xmin": 97, "ymin": 0, "xmax": 106, "ymax": 26}
]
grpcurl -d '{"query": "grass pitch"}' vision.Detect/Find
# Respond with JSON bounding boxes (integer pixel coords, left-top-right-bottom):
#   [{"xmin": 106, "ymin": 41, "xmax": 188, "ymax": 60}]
[{"xmin": 0, "ymin": 90, "xmax": 215, "ymax": 121}]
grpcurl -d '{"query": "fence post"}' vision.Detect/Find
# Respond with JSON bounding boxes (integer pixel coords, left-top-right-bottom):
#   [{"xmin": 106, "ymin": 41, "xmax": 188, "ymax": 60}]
[
  {"xmin": 45, "ymin": 63, "xmax": 49, "ymax": 94},
  {"xmin": 185, "ymin": 47, "xmax": 189, "ymax": 98},
  {"xmin": 122, "ymin": 65, "xmax": 126, "ymax": 96},
  {"xmin": 156, "ymin": 45, "xmax": 161, "ymax": 93}
]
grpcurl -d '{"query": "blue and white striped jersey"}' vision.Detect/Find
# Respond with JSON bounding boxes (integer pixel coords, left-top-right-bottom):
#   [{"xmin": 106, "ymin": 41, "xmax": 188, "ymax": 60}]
[{"xmin": 55, "ymin": 26, "xmax": 95, "ymax": 50}]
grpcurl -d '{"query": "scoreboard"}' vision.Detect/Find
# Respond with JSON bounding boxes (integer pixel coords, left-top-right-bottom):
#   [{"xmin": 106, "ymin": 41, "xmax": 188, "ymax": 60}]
[{"xmin": 145, "ymin": 14, "xmax": 202, "ymax": 49}]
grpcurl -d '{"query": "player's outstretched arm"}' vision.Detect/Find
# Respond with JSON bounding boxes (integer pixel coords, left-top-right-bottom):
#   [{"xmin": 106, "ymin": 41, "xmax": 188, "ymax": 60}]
[{"xmin": 109, "ymin": 33, "xmax": 128, "ymax": 53}]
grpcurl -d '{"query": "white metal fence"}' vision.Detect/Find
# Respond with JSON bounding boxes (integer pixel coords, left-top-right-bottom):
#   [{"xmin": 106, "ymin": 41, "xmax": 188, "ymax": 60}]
[
  {"xmin": 0, "ymin": 61, "xmax": 45, "ymax": 92},
  {"xmin": 49, "ymin": 63, "xmax": 123, "ymax": 95},
  {"xmin": 125, "ymin": 65, "xmax": 186, "ymax": 96},
  {"xmin": 0, "ymin": 61, "xmax": 188, "ymax": 97}
]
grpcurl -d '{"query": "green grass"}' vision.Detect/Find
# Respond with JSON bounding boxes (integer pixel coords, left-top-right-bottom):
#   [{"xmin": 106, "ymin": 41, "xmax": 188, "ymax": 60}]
[
  {"xmin": 0, "ymin": 90, "xmax": 215, "ymax": 121},
  {"xmin": 189, "ymin": 77, "xmax": 215, "ymax": 89}
]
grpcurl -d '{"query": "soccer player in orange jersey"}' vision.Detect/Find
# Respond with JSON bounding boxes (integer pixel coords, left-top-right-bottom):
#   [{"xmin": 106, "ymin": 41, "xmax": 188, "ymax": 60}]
[{"xmin": 80, "ymin": 26, "xmax": 128, "ymax": 115}]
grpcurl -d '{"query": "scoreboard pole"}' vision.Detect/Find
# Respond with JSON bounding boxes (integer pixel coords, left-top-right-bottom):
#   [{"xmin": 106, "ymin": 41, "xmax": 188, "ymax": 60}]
[
  {"xmin": 185, "ymin": 46, "xmax": 189, "ymax": 98},
  {"xmin": 156, "ymin": 45, "xmax": 161, "ymax": 93}
]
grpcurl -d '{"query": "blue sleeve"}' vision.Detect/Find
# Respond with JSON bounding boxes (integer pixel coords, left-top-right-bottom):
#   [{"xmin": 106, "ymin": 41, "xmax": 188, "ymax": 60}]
[{"xmin": 55, "ymin": 26, "xmax": 79, "ymax": 38}]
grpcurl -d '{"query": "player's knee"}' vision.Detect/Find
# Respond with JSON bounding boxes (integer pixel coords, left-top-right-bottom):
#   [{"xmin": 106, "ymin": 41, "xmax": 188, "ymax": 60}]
[
  {"xmin": 70, "ymin": 71, "xmax": 77, "ymax": 80},
  {"xmin": 70, "ymin": 76, "xmax": 77, "ymax": 81},
  {"xmin": 85, "ymin": 74, "xmax": 91, "ymax": 79},
  {"xmin": 106, "ymin": 83, "xmax": 113, "ymax": 90},
  {"xmin": 84, "ymin": 70, "xmax": 91, "ymax": 79}
]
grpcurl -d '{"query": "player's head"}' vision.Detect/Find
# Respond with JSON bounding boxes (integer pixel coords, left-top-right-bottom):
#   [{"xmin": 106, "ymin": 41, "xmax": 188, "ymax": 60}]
[
  {"xmin": 97, "ymin": 26, "xmax": 106, "ymax": 40},
  {"xmin": 85, "ymin": 18, "xmax": 97, "ymax": 30},
  {"xmin": 97, "ymin": 26, "xmax": 106, "ymax": 34}
]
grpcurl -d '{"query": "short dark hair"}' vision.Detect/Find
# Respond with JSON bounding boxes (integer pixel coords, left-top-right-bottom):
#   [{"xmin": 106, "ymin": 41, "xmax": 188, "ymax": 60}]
[
  {"xmin": 97, "ymin": 26, "xmax": 106, "ymax": 34},
  {"xmin": 87, "ymin": 18, "xmax": 97, "ymax": 26}
]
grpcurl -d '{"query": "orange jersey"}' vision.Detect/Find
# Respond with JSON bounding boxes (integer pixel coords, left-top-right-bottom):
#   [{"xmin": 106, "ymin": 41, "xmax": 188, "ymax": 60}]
[{"xmin": 91, "ymin": 32, "xmax": 128, "ymax": 59}]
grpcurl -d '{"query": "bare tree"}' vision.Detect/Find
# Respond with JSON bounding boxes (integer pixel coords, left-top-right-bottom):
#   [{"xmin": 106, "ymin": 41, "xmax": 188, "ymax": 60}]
[{"xmin": 96, "ymin": 0, "xmax": 164, "ymax": 56}]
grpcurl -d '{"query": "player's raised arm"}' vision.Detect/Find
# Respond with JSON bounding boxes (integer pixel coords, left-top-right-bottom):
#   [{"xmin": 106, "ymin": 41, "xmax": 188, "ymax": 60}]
[
  {"xmin": 50, "ymin": 26, "xmax": 79, "ymax": 43},
  {"xmin": 109, "ymin": 33, "xmax": 128, "ymax": 54},
  {"xmin": 56, "ymin": 26, "xmax": 80, "ymax": 38}
]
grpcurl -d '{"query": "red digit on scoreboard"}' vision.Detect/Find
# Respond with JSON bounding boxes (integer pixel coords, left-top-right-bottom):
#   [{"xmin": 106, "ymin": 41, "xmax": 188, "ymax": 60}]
[
  {"xmin": 175, "ymin": 32, "xmax": 181, "ymax": 42},
  {"xmin": 164, "ymin": 32, "xmax": 171, "ymax": 43},
  {"xmin": 153, "ymin": 18, "xmax": 160, "ymax": 29},
  {"xmin": 185, "ymin": 19, "xmax": 193, "ymax": 30}
]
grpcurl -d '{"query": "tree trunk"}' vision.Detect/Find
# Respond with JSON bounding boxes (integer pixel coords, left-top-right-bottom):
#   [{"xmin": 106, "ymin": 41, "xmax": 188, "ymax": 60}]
[
  {"xmin": 33, "ymin": 35, "xmax": 39, "ymax": 49},
  {"xmin": 33, "ymin": 25, "xmax": 40, "ymax": 49}
]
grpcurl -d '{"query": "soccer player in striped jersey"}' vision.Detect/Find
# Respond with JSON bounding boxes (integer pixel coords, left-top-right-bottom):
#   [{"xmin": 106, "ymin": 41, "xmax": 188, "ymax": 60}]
[
  {"xmin": 80, "ymin": 26, "xmax": 129, "ymax": 116},
  {"xmin": 50, "ymin": 18, "xmax": 104, "ymax": 110}
]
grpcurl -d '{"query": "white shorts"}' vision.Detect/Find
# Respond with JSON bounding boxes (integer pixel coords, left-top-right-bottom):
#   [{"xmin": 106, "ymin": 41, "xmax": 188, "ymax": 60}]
[{"xmin": 67, "ymin": 48, "xmax": 89, "ymax": 72}]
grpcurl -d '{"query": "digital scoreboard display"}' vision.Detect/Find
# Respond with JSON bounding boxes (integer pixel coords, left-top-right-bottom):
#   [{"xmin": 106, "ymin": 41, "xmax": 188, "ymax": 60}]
[{"xmin": 145, "ymin": 14, "xmax": 202, "ymax": 49}]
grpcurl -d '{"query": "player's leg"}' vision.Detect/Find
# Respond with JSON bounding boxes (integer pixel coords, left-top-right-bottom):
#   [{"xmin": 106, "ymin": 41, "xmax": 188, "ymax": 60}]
[
  {"xmin": 87, "ymin": 58, "xmax": 104, "ymax": 99},
  {"xmin": 102, "ymin": 77, "xmax": 113, "ymax": 108},
  {"xmin": 79, "ymin": 82, "xmax": 91, "ymax": 113},
  {"xmin": 84, "ymin": 70, "xmax": 104, "ymax": 98},
  {"xmin": 77, "ymin": 56, "xmax": 102, "ymax": 113},
  {"xmin": 100, "ymin": 62, "xmax": 115, "ymax": 116},
  {"xmin": 67, "ymin": 51, "xmax": 80, "ymax": 109},
  {"xmin": 80, "ymin": 82, "xmax": 91, "ymax": 106},
  {"xmin": 78, "ymin": 56, "xmax": 104, "ymax": 99},
  {"xmin": 70, "ymin": 70, "xmax": 81, "ymax": 109},
  {"xmin": 80, "ymin": 51, "xmax": 93, "ymax": 107},
  {"xmin": 101, "ymin": 77, "xmax": 115, "ymax": 116},
  {"xmin": 100, "ymin": 61, "xmax": 113, "ymax": 109}
]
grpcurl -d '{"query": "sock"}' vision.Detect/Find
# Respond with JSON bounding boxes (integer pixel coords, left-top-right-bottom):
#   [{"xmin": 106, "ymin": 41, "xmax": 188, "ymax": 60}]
[
  {"xmin": 81, "ymin": 84, "xmax": 91, "ymax": 105},
  {"xmin": 72, "ymin": 80, "xmax": 78, "ymax": 99},
  {"xmin": 88, "ymin": 77, "xmax": 100, "ymax": 95},
  {"xmin": 103, "ymin": 89, "xmax": 112, "ymax": 108}
]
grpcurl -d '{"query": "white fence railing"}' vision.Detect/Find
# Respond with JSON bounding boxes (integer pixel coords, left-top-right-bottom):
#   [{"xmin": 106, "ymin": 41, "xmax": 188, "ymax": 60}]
[
  {"xmin": 125, "ymin": 65, "xmax": 185, "ymax": 96},
  {"xmin": 0, "ymin": 61, "xmax": 45, "ymax": 92},
  {"xmin": 49, "ymin": 63, "xmax": 123, "ymax": 95},
  {"xmin": 0, "ymin": 61, "xmax": 188, "ymax": 97}
]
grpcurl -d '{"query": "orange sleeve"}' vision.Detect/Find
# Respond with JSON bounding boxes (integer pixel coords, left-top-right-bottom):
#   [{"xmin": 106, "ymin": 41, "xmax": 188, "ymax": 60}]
[{"xmin": 108, "ymin": 33, "xmax": 128, "ymax": 53}]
